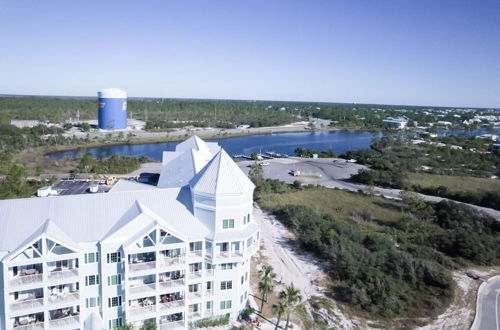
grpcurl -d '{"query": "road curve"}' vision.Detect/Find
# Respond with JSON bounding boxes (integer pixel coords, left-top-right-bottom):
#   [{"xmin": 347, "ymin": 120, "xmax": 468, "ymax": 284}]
[{"xmin": 471, "ymin": 275, "xmax": 500, "ymax": 330}]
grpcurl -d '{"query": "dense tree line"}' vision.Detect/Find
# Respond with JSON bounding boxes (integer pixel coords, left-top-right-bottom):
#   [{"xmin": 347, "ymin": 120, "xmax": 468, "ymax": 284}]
[
  {"xmin": 255, "ymin": 178, "xmax": 500, "ymax": 319},
  {"xmin": 294, "ymin": 147, "xmax": 338, "ymax": 158},
  {"xmin": 77, "ymin": 153, "xmax": 150, "ymax": 174}
]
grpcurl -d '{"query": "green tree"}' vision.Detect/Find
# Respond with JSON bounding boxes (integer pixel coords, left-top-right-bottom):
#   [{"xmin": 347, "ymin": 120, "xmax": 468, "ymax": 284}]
[
  {"xmin": 140, "ymin": 321, "xmax": 157, "ymax": 330},
  {"xmin": 117, "ymin": 324, "xmax": 133, "ymax": 330},
  {"xmin": 279, "ymin": 284, "xmax": 302, "ymax": 330},
  {"xmin": 271, "ymin": 299, "xmax": 288, "ymax": 330},
  {"xmin": 258, "ymin": 265, "xmax": 276, "ymax": 312}
]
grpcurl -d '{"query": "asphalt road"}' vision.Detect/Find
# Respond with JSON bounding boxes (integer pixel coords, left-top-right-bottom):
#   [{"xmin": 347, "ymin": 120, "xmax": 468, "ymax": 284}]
[
  {"xmin": 237, "ymin": 157, "xmax": 500, "ymax": 221},
  {"xmin": 472, "ymin": 276, "xmax": 500, "ymax": 330}
]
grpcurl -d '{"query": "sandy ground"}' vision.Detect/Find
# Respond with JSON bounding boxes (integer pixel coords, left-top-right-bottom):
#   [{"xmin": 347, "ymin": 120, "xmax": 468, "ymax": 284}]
[{"xmin": 252, "ymin": 204, "xmax": 356, "ymax": 330}]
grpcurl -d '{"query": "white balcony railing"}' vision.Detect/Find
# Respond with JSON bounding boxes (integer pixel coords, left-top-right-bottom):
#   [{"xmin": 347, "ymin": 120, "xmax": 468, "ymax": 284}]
[
  {"xmin": 48, "ymin": 292, "xmax": 79, "ymax": 305},
  {"xmin": 159, "ymin": 320, "xmax": 184, "ymax": 330},
  {"xmin": 158, "ymin": 256, "xmax": 185, "ymax": 267},
  {"xmin": 205, "ymin": 269, "xmax": 214, "ymax": 277},
  {"xmin": 216, "ymin": 251, "xmax": 244, "ymax": 258},
  {"xmin": 128, "ymin": 304, "xmax": 156, "ymax": 316},
  {"xmin": 158, "ymin": 299, "xmax": 184, "ymax": 311},
  {"xmin": 188, "ymin": 311, "xmax": 202, "ymax": 319},
  {"xmin": 49, "ymin": 315, "xmax": 79, "ymax": 328},
  {"xmin": 205, "ymin": 289, "xmax": 213, "ymax": 297},
  {"xmin": 129, "ymin": 283, "xmax": 156, "ymax": 295},
  {"xmin": 129, "ymin": 261, "xmax": 156, "ymax": 272},
  {"xmin": 158, "ymin": 278, "xmax": 185, "ymax": 290},
  {"xmin": 10, "ymin": 273, "xmax": 43, "ymax": 286},
  {"xmin": 204, "ymin": 309, "xmax": 214, "ymax": 318},
  {"xmin": 48, "ymin": 268, "xmax": 78, "ymax": 280},
  {"xmin": 10, "ymin": 297, "xmax": 44, "ymax": 311},
  {"xmin": 13, "ymin": 322, "xmax": 44, "ymax": 330},
  {"xmin": 187, "ymin": 291, "xmax": 201, "ymax": 299},
  {"xmin": 188, "ymin": 271, "xmax": 202, "ymax": 279},
  {"xmin": 188, "ymin": 250, "xmax": 202, "ymax": 258}
]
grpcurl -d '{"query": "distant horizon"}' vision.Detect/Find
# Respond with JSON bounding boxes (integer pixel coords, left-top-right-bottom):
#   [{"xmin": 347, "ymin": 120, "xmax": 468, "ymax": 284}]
[
  {"xmin": 1, "ymin": 93, "xmax": 498, "ymax": 111},
  {"xmin": 1, "ymin": 1, "xmax": 499, "ymax": 109}
]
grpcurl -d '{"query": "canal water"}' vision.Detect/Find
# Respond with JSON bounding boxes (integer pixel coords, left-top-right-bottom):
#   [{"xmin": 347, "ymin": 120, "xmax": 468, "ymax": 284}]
[
  {"xmin": 46, "ymin": 130, "xmax": 376, "ymax": 161},
  {"xmin": 45, "ymin": 126, "xmax": 499, "ymax": 161}
]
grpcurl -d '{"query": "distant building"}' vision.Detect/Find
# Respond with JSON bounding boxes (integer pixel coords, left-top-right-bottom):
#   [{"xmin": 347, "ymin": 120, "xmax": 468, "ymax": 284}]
[
  {"xmin": 436, "ymin": 121, "xmax": 453, "ymax": 126},
  {"xmin": 10, "ymin": 120, "xmax": 40, "ymax": 128},
  {"xmin": 382, "ymin": 117, "xmax": 408, "ymax": 129}
]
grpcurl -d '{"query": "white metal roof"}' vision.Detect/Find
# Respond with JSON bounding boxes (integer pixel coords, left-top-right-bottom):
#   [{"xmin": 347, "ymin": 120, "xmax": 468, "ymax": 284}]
[
  {"xmin": 157, "ymin": 149, "xmax": 208, "ymax": 188},
  {"xmin": 190, "ymin": 149, "xmax": 255, "ymax": 197}
]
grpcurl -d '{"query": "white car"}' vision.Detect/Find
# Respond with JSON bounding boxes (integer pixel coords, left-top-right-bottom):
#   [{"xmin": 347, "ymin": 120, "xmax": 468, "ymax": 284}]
[{"xmin": 259, "ymin": 162, "xmax": 270, "ymax": 166}]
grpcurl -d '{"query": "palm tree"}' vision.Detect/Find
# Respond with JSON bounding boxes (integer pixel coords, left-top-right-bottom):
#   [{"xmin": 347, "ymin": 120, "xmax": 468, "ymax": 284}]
[
  {"xmin": 272, "ymin": 299, "xmax": 289, "ymax": 330},
  {"xmin": 279, "ymin": 284, "xmax": 302, "ymax": 329},
  {"xmin": 258, "ymin": 265, "xmax": 277, "ymax": 311},
  {"xmin": 117, "ymin": 325, "xmax": 133, "ymax": 330}
]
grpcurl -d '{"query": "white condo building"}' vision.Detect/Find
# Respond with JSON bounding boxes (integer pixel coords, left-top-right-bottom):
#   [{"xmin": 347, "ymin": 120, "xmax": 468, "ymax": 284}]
[{"xmin": 0, "ymin": 136, "xmax": 260, "ymax": 330}]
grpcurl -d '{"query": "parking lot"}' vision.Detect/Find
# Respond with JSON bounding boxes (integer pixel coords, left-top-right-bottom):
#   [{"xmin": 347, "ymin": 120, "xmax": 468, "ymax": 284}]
[{"xmin": 52, "ymin": 180, "xmax": 112, "ymax": 195}]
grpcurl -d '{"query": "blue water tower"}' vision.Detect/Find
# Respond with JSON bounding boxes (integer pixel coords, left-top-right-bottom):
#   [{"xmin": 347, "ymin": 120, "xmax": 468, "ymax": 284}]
[{"xmin": 97, "ymin": 88, "xmax": 127, "ymax": 130}]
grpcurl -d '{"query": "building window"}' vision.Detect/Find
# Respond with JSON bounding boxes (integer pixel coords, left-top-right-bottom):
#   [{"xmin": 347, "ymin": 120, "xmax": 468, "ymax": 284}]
[
  {"xmin": 107, "ymin": 252, "xmax": 121, "ymax": 263},
  {"xmin": 107, "ymin": 275, "xmax": 121, "ymax": 286},
  {"xmin": 108, "ymin": 296, "xmax": 122, "ymax": 307},
  {"xmin": 241, "ymin": 275, "xmax": 244, "ymax": 284},
  {"xmin": 245, "ymin": 272, "xmax": 248, "ymax": 281},
  {"xmin": 206, "ymin": 301, "xmax": 212, "ymax": 310},
  {"xmin": 220, "ymin": 263, "xmax": 233, "ymax": 270},
  {"xmin": 220, "ymin": 300, "xmax": 232, "ymax": 310},
  {"xmin": 222, "ymin": 219, "xmax": 234, "ymax": 229},
  {"xmin": 84, "ymin": 252, "xmax": 99, "ymax": 264},
  {"xmin": 221, "ymin": 280, "xmax": 232, "ymax": 290},
  {"xmin": 109, "ymin": 318, "xmax": 122, "ymax": 329},
  {"xmin": 243, "ymin": 214, "xmax": 250, "ymax": 224},
  {"xmin": 85, "ymin": 297, "xmax": 100, "ymax": 308},
  {"xmin": 240, "ymin": 294, "xmax": 244, "ymax": 303},
  {"xmin": 85, "ymin": 275, "xmax": 99, "ymax": 286}
]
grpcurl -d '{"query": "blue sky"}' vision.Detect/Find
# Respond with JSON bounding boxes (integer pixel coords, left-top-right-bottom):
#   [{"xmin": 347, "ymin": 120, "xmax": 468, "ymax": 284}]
[{"xmin": 0, "ymin": 0, "xmax": 499, "ymax": 107}]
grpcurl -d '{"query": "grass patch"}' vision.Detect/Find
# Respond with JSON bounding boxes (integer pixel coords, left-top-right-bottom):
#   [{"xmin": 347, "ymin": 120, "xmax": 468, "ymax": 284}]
[
  {"xmin": 297, "ymin": 175, "xmax": 323, "ymax": 180},
  {"xmin": 408, "ymin": 172, "xmax": 500, "ymax": 194},
  {"xmin": 258, "ymin": 186, "xmax": 403, "ymax": 227}
]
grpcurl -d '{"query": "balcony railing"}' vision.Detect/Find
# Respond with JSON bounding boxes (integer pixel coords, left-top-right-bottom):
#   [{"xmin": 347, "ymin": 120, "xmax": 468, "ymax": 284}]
[
  {"xmin": 48, "ymin": 292, "xmax": 79, "ymax": 305},
  {"xmin": 188, "ymin": 271, "xmax": 202, "ymax": 279},
  {"xmin": 188, "ymin": 311, "xmax": 202, "ymax": 319},
  {"xmin": 159, "ymin": 278, "xmax": 185, "ymax": 290},
  {"xmin": 205, "ymin": 289, "xmax": 213, "ymax": 297},
  {"xmin": 205, "ymin": 269, "xmax": 214, "ymax": 277},
  {"xmin": 49, "ymin": 315, "xmax": 79, "ymax": 328},
  {"xmin": 10, "ymin": 297, "xmax": 44, "ymax": 311},
  {"xmin": 129, "ymin": 261, "xmax": 156, "ymax": 272},
  {"xmin": 158, "ymin": 299, "xmax": 184, "ymax": 311},
  {"xmin": 129, "ymin": 283, "xmax": 156, "ymax": 295},
  {"xmin": 188, "ymin": 250, "xmax": 202, "ymax": 258},
  {"xmin": 13, "ymin": 322, "xmax": 44, "ymax": 330},
  {"xmin": 47, "ymin": 268, "xmax": 78, "ymax": 280},
  {"xmin": 10, "ymin": 273, "xmax": 43, "ymax": 286},
  {"xmin": 187, "ymin": 291, "xmax": 201, "ymax": 299},
  {"xmin": 158, "ymin": 256, "xmax": 185, "ymax": 267},
  {"xmin": 159, "ymin": 320, "xmax": 184, "ymax": 330},
  {"xmin": 128, "ymin": 304, "xmax": 156, "ymax": 316},
  {"xmin": 204, "ymin": 309, "xmax": 213, "ymax": 318},
  {"xmin": 216, "ymin": 251, "xmax": 244, "ymax": 258}
]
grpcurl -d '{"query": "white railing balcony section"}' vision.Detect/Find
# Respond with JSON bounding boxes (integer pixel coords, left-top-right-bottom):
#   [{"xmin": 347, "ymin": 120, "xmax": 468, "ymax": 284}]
[
  {"xmin": 204, "ymin": 269, "xmax": 214, "ymax": 277},
  {"xmin": 11, "ymin": 297, "xmax": 44, "ymax": 312},
  {"xmin": 204, "ymin": 309, "xmax": 213, "ymax": 318},
  {"xmin": 158, "ymin": 278, "xmax": 185, "ymax": 290},
  {"xmin": 159, "ymin": 320, "xmax": 184, "ymax": 330},
  {"xmin": 187, "ymin": 291, "xmax": 201, "ymax": 300},
  {"xmin": 10, "ymin": 266, "xmax": 43, "ymax": 286},
  {"xmin": 48, "ymin": 292, "xmax": 79, "ymax": 305},
  {"xmin": 205, "ymin": 289, "xmax": 213, "ymax": 297},
  {"xmin": 188, "ymin": 271, "xmax": 202, "ymax": 280},
  {"xmin": 47, "ymin": 268, "xmax": 78, "ymax": 280},
  {"xmin": 128, "ymin": 304, "xmax": 156, "ymax": 316},
  {"xmin": 158, "ymin": 299, "xmax": 185, "ymax": 311},
  {"xmin": 188, "ymin": 249, "xmax": 202, "ymax": 258},
  {"xmin": 48, "ymin": 315, "xmax": 79, "ymax": 328},
  {"xmin": 12, "ymin": 322, "xmax": 45, "ymax": 330},
  {"xmin": 129, "ymin": 260, "xmax": 156, "ymax": 272},
  {"xmin": 188, "ymin": 311, "xmax": 202, "ymax": 319},
  {"xmin": 159, "ymin": 256, "xmax": 185, "ymax": 267},
  {"xmin": 129, "ymin": 283, "xmax": 156, "ymax": 295}
]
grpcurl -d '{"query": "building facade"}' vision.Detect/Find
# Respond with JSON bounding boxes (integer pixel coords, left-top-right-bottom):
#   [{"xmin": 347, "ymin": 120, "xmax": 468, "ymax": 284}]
[{"xmin": 0, "ymin": 136, "xmax": 260, "ymax": 330}]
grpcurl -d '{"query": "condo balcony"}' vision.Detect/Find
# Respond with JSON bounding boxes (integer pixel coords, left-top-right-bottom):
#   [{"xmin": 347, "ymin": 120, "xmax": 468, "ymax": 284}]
[
  {"xmin": 188, "ymin": 311, "xmax": 202, "ymax": 319},
  {"xmin": 47, "ymin": 259, "xmax": 79, "ymax": 281},
  {"xmin": 158, "ymin": 278, "xmax": 185, "ymax": 291},
  {"xmin": 158, "ymin": 293, "xmax": 184, "ymax": 311},
  {"xmin": 10, "ymin": 288, "xmax": 44, "ymax": 313},
  {"xmin": 159, "ymin": 313, "xmax": 184, "ymax": 330},
  {"xmin": 204, "ymin": 269, "xmax": 214, "ymax": 277},
  {"xmin": 129, "ymin": 252, "xmax": 156, "ymax": 273},
  {"xmin": 188, "ymin": 270, "xmax": 202, "ymax": 280},
  {"xmin": 187, "ymin": 249, "xmax": 202, "ymax": 258},
  {"xmin": 158, "ymin": 255, "xmax": 185, "ymax": 268},
  {"xmin": 129, "ymin": 274, "xmax": 156, "ymax": 296},
  {"xmin": 187, "ymin": 291, "xmax": 201, "ymax": 300},
  {"xmin": 47, "ymin": 284, "xmax": 79, "ymax": 305},
  {"xmin": 128, "ymin": 297, "xmax": 156, "ymax": 317},
  {"xmin": 11, "ymin": 312, "xmax": 44, "ymax": 330},
  {"xmin": 48, "ymin": 308, "xmax": 79, "ymax": 328},
  {"xmin": 9, "ymin": 265, "xmax": 43, "ymax": 287}
]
